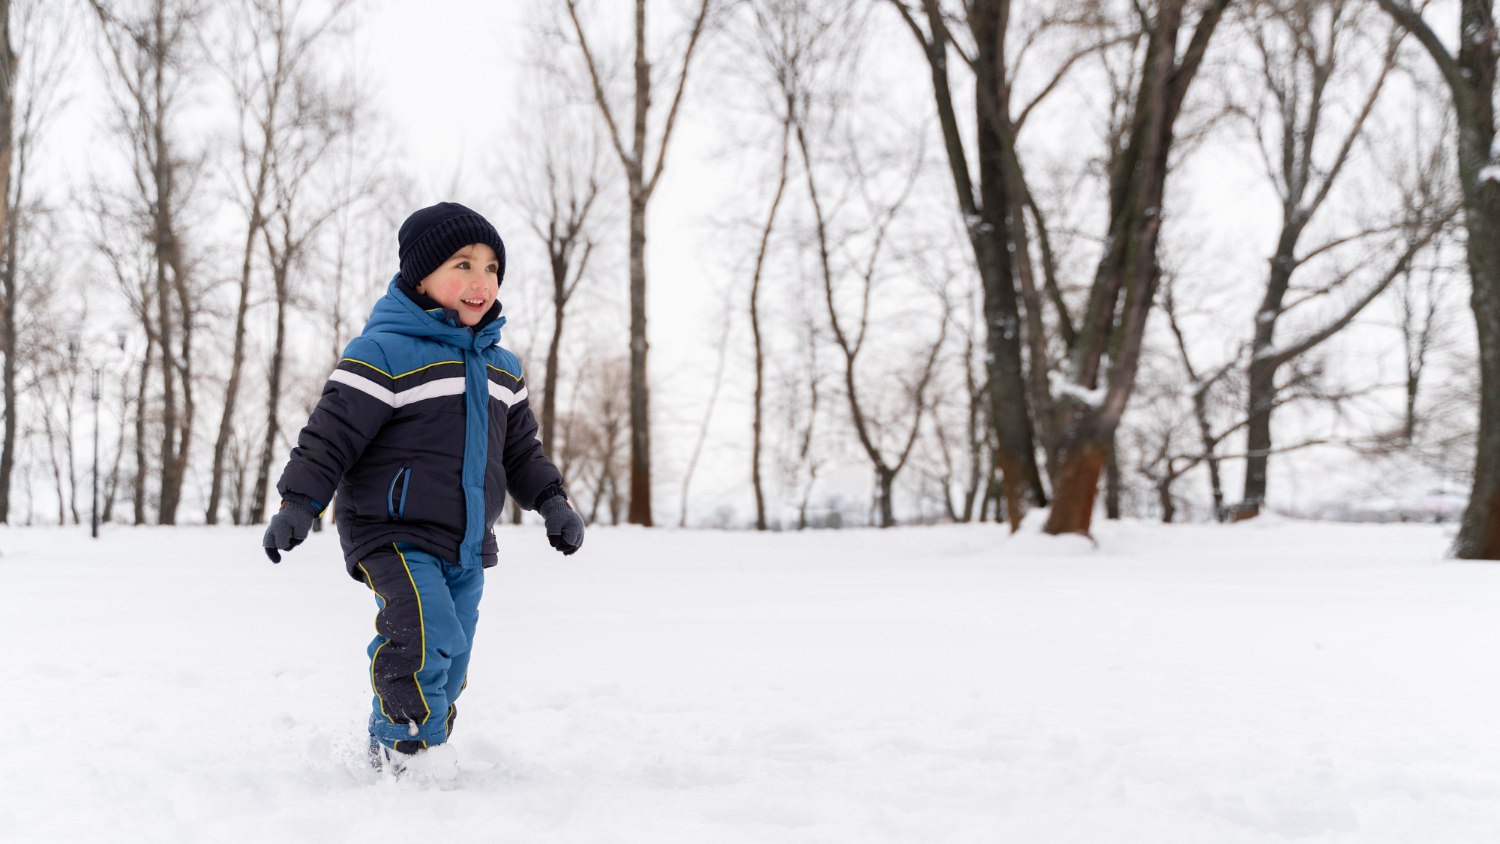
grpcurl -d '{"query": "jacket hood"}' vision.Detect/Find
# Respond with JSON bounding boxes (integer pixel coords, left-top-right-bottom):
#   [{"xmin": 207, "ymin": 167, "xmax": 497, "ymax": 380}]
[{"xmin": 362, "ymin": 275, "xmax": 505, "ymax": 350}]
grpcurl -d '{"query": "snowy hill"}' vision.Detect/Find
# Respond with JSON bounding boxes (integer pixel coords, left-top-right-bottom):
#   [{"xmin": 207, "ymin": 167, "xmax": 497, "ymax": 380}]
[{"xmin": 2, "ymin": 518, "xmax": 1497, "ymax": 843}]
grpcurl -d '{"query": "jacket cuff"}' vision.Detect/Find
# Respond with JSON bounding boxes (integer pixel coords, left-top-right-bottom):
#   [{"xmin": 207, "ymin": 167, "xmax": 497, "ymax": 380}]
[
  {"xmin": 282, "ymin": 492, "xmax": 325, "ymax": 517},
  {"xmin": 532, "ymin": 484, "xmax": 566, "ymax": 510}
]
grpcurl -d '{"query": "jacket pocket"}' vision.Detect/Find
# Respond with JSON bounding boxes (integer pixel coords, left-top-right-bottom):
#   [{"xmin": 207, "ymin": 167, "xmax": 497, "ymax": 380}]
[{"xmin": 386, "ymin": 465, "xmax": 412, "ymax": 521}]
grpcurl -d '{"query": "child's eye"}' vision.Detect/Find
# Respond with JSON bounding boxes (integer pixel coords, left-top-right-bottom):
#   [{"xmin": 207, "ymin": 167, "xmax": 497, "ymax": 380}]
[
  {"xmin": 455, "ymin": 261, "xmax": 470, "ymax": 269},
  {"xmin": 487, "ymin": 264, "xmax": 499, "ymax": 274}
]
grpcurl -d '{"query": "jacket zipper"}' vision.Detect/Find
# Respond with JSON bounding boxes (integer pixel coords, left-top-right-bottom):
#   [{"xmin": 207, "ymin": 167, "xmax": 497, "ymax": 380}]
[{"xmin": 387, "ymin": 466, "xmax": 411, "ymax": 520}]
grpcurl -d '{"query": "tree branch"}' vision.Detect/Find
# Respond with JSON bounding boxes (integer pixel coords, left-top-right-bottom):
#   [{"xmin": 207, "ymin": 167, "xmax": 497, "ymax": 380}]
[
  {"xmin": 646, "ymin": 0, "xmax": 712, "ymax": 197},
  {"xmin": 1372, "ymin": 0, "xmax": 1471, "ymax": 111},
  {"xmin": 563, "ymin": 0, "xmax": 632, "ymax": 172}
]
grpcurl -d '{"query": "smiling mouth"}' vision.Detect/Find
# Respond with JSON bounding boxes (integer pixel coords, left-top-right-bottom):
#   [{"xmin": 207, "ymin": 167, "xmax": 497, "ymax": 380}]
[{"xmin": 461, "ymin": 298, "xmax": 486, "ymax": 308}]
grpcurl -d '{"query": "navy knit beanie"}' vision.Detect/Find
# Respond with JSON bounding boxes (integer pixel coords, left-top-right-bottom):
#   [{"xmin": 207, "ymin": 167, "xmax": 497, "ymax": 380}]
[{"xmin": 397, "ymin": 202, "xmax": 507, "ymax": 286}]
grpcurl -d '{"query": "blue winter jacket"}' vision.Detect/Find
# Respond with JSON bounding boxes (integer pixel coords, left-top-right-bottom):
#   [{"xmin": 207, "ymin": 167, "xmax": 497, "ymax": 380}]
[{"xmin": 277, "ymin": 276, "xmax": 563, "ymax": 577}]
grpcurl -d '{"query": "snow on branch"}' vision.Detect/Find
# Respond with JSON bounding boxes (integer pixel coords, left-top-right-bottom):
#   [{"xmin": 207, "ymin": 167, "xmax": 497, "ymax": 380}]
[{"xmin": 1050, "ymin": 372, "xmax": 1105, "ymax": 408}]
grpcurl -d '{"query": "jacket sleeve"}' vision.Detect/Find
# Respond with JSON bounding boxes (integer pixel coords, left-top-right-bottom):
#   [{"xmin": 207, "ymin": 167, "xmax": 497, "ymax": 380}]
[
  {"xmin": 500, "ymin": 362, "xmax": 564, "ymax": 509},
  {"xmin": 276, "ymin": 338, "xmax": 396, "ymax": 512}
]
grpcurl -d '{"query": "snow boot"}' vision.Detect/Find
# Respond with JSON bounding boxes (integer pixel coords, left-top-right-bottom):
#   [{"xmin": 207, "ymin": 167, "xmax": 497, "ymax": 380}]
[{"xmin": 367, "ymin": 736, "xmax": 425, "ymax": 776}]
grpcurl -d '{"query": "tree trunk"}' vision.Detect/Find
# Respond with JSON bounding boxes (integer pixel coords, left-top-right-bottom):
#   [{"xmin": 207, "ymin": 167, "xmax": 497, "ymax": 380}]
[
  {"xmin": 588, "ymin": 464, "xmax": 607, "ymax": 524},
  {"xmin": 207, "ymin": 143, "xmax": 271, "ymax": 523},
  {"xmin": 1458, "ymin": 189, "xmax": 1500, "ymax": 557},
  {"xmin": 1104, "ymin": 438, "xmax": 1122, "ymax": 520},
  {"xmin": 250, "ymin": 264, "xmax": 289, "ymax": 523},
  {"xmin": 154, "ymin": 301, "xmax": 179, "ymax": 521},
  {"xmin": 1238, "ymin": 220, "xmax": 1298, "ymax": 523},
  {"xmin": 133, "ymin": 338, "xmax": 152, "ymax": 525},
  {"xmin": 1450, "ymin": 0, "xmax": 1500, "ymax": 559},
  {"xmin": 750, "ymin": 108, "xmax": 792, "ymax": 531},
  {"xmin": 1044, "ymin": 0, "xmax": 1228, "ymax": 536},
  {"xmin": 899, "ymin": 0, "xmax": 1043, "ymax": 531},
  {"xmin": 1157, "ymin": 465, "xmax": 1176, "ymax": 523},
  {"xmin": 65, "ymin": 387, "xmax": 78, "ymax": 524},
  {"xmin": 104, "ymin": 378, "xmax": 128, "ymax": 523},
  {"xmin": 1206, "ymin": 450, "xmax": 1226, "ymax": 522},
  {"xmin": 565, "ymin": 0, "xmax": 709, "ymax": 526},
  {"xmin": 206, "ymin": 236, "xmax": 253, "ymax": 525},
  {"xmin": 1240, "ymin": 353, "xmax": 1278, "ymax": 518},
  {"xmin": 150, "ymin": 9, "xmax": 181, "ymax": 525},
  {"xmin": 626, "ymin": 184, "xmax": 652, "ymax": 526},
  {"xmin": 542, "ymin": 295, "xmax": 564, "ymax": 457},
  {"xmin": 1048, "ymin": 436, "xmax": 1109, "ymax": 532},
  {"xmin": 0, "ymin": 190, "xmax": 14, "ymax": 527},
  {"xmin": 172, "ymin": 248, "xmax": 195, "ymax": 521},
  {"xmin": 43, "ymin": 406, "xmax": 63, "ymax": 525},
  {"xmin": 623, "ymin": 0, "xmax": 654, "ymax": 527},
  {"xmin": 971, "ymin": 1, "xmax": 1045, "ymax": 529},
  {"xmin": 0, "ymin": 0, "xmax": 14, "ymax": 524},
  {"xmin": 876, "ymin": 468, "xmax": 895, "ymax": 528}
]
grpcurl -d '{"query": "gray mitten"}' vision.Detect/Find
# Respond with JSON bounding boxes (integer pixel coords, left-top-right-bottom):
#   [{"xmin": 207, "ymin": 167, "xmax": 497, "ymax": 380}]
[
  {"xmin": 263, "ymin": 499, "xmax": 317, "ymax": 563},
  {"xmin": 537, "ymin": 488, "xmax": 584, "ymax": 556}
]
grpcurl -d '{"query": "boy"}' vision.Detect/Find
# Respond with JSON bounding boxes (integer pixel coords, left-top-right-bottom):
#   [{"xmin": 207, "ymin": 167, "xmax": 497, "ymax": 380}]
[{"xmin": 262, "ymin": 201, "xmax": 584, "ymax": 770}]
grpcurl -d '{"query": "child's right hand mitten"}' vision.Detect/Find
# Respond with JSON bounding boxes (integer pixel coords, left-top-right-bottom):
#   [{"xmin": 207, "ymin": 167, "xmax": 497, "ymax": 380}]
[
  {"xmin": 537, "ymin": 487, "xmax": 584, "ymax": 556},
  {"xmin": 262, "ymin": 499, "xmax": 317, "ymax": 562}
]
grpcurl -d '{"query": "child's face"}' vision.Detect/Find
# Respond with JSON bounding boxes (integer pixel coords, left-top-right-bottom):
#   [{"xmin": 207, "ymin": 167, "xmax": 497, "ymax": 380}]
[{"xmin": 414, "ymin": 243, "xmax": 502, "ymax": 326}]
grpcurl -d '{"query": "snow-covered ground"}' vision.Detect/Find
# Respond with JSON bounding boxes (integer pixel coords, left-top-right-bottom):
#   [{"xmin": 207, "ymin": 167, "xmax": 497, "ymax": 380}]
[{"xmin": 2, "ymin": 516, "xmax": 1498, "ymax": 843}]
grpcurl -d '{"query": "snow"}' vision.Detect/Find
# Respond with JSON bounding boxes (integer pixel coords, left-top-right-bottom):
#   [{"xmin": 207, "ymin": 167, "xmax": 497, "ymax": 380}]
[
  {"xmin": 3, "ymin": 517, "xmax": 1500, "ymax": 842},
  {"xmin": 1253, "ymin": 343, "xmax": 1283, "ymax": 361},
  {"xmin": 1050, "ymin": 372, "xmax": 1107, "ymax": 408},
  {"xmin": 1480, "ymin": 165, "xmax": 1500, "ymax": 185}
]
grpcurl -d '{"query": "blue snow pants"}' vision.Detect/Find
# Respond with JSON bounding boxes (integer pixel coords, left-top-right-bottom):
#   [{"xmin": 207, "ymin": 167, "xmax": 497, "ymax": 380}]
[{"xmin": 356, "ymin": 544, "xmax": 484, "ymax": 750}]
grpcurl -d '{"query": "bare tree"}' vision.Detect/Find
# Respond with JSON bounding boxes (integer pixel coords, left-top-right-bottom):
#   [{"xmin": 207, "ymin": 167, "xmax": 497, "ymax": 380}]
[
  {"xmin": 205, "ymin": 0, "xmax": 356, "ymax": 524},
  {"xmin": 48, "ymin": 336, "xmax": 86, "ymax": 524},
  {"xmin": 86, "ymin": 186, "xmax": 158, "ymax": 525},
  {"xmin": 743, "ymin": 15, "xmax": 794, "ymax": 531},
  {"xmin": 507, "ymin": 96, "xmax": 605, "ymax": 461},
  {"xmin": 1227, "ymin": 0, "xmax": 1426, "ymax": 517},
  {"xmin": 102, "ymin": 366, "xmax": 132, "ymax": 524},
  {"xmin": 728, "ymin": 0, "xmax": 852, "ymax": 529},
  {"xmin": 676, "ymin": 295, "xmax": 732, "ymax": 528},
  {"xmin": 773, "ymin": 273, "xmax": 827, "ymax": 530},
  {"xmin": 796, "ymin": 110, "xmax": 950, "ymax": 526},
  {"xmin": 0, "ymin": 0, "xmax": 66, "ymax": 523},
  {"xmin": 0, "ymin": 0, "xmax": 15, "ymax": 523},
  {"xmin": 565, "ymin": 354, "xmax": 630, "ymax": 524},
  {"xmin": 88, "ymin": 0, "xmax": 207, "ymax": 524},
  {"xmin": 1393, "ymin": 242, "xmax": 1455, "ymax": 444},
  {"xmin": 563, "ymin": 0, "xmax": 715, "ymax": 526},
  {"xmin": 884, "ymin": 0, "xmax": 1095, "ymax": 529},
  {"xmin": 247, "ymin": 82, "xmax": 360, "ymax": 524},
  {"xmin": 1161, "ymin": 277, "xmax": 1242, "ymax": 519},
  {"xmin": 1043, "ymin": 0, "xmax": 1231, "ymax": 536},
  {"xmin": 1375, "ymin": 0, "xmax": 1500, "ymax": 559},
  {"xmin": 324, "ymin": 110, "xmax": 405, "ymax": 374},
  {"xmin": 919, "ymin": 282, "xmax": 988, "ymax": 523},
  {"xmin": 1124, "ymin": 351, "xmax": 1197, "ymax": 522}
]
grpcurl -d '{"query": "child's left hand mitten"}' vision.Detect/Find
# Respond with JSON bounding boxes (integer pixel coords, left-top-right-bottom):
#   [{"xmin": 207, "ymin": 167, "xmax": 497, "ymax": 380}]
[
  {"xmin": 263, "ymin": 498, "xmax": 317, "ymax": 563},
  {"xmin": 537, "ymin": 487, "xmax": 584, "ymax": 556}
]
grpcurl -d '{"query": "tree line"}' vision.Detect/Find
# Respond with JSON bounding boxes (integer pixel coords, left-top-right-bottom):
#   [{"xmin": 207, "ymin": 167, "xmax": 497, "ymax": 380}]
[{"xmin": 0, "ymin": 0, "xmax": 1493, "ymax": 559}]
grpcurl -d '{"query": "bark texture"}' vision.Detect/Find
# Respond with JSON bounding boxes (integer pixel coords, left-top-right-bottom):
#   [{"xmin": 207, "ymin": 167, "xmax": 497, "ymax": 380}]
[
  {"xmin": 1044, "ymin": 0, "xmax": 1230, "ymax": 536},
  {"xmin": 888, "ymin": 0, "xmax": 1043, "ymax": 531},
  {"xmin": 1375, "ymin": 0, "xmax": 1499, "ymax": 558}
]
